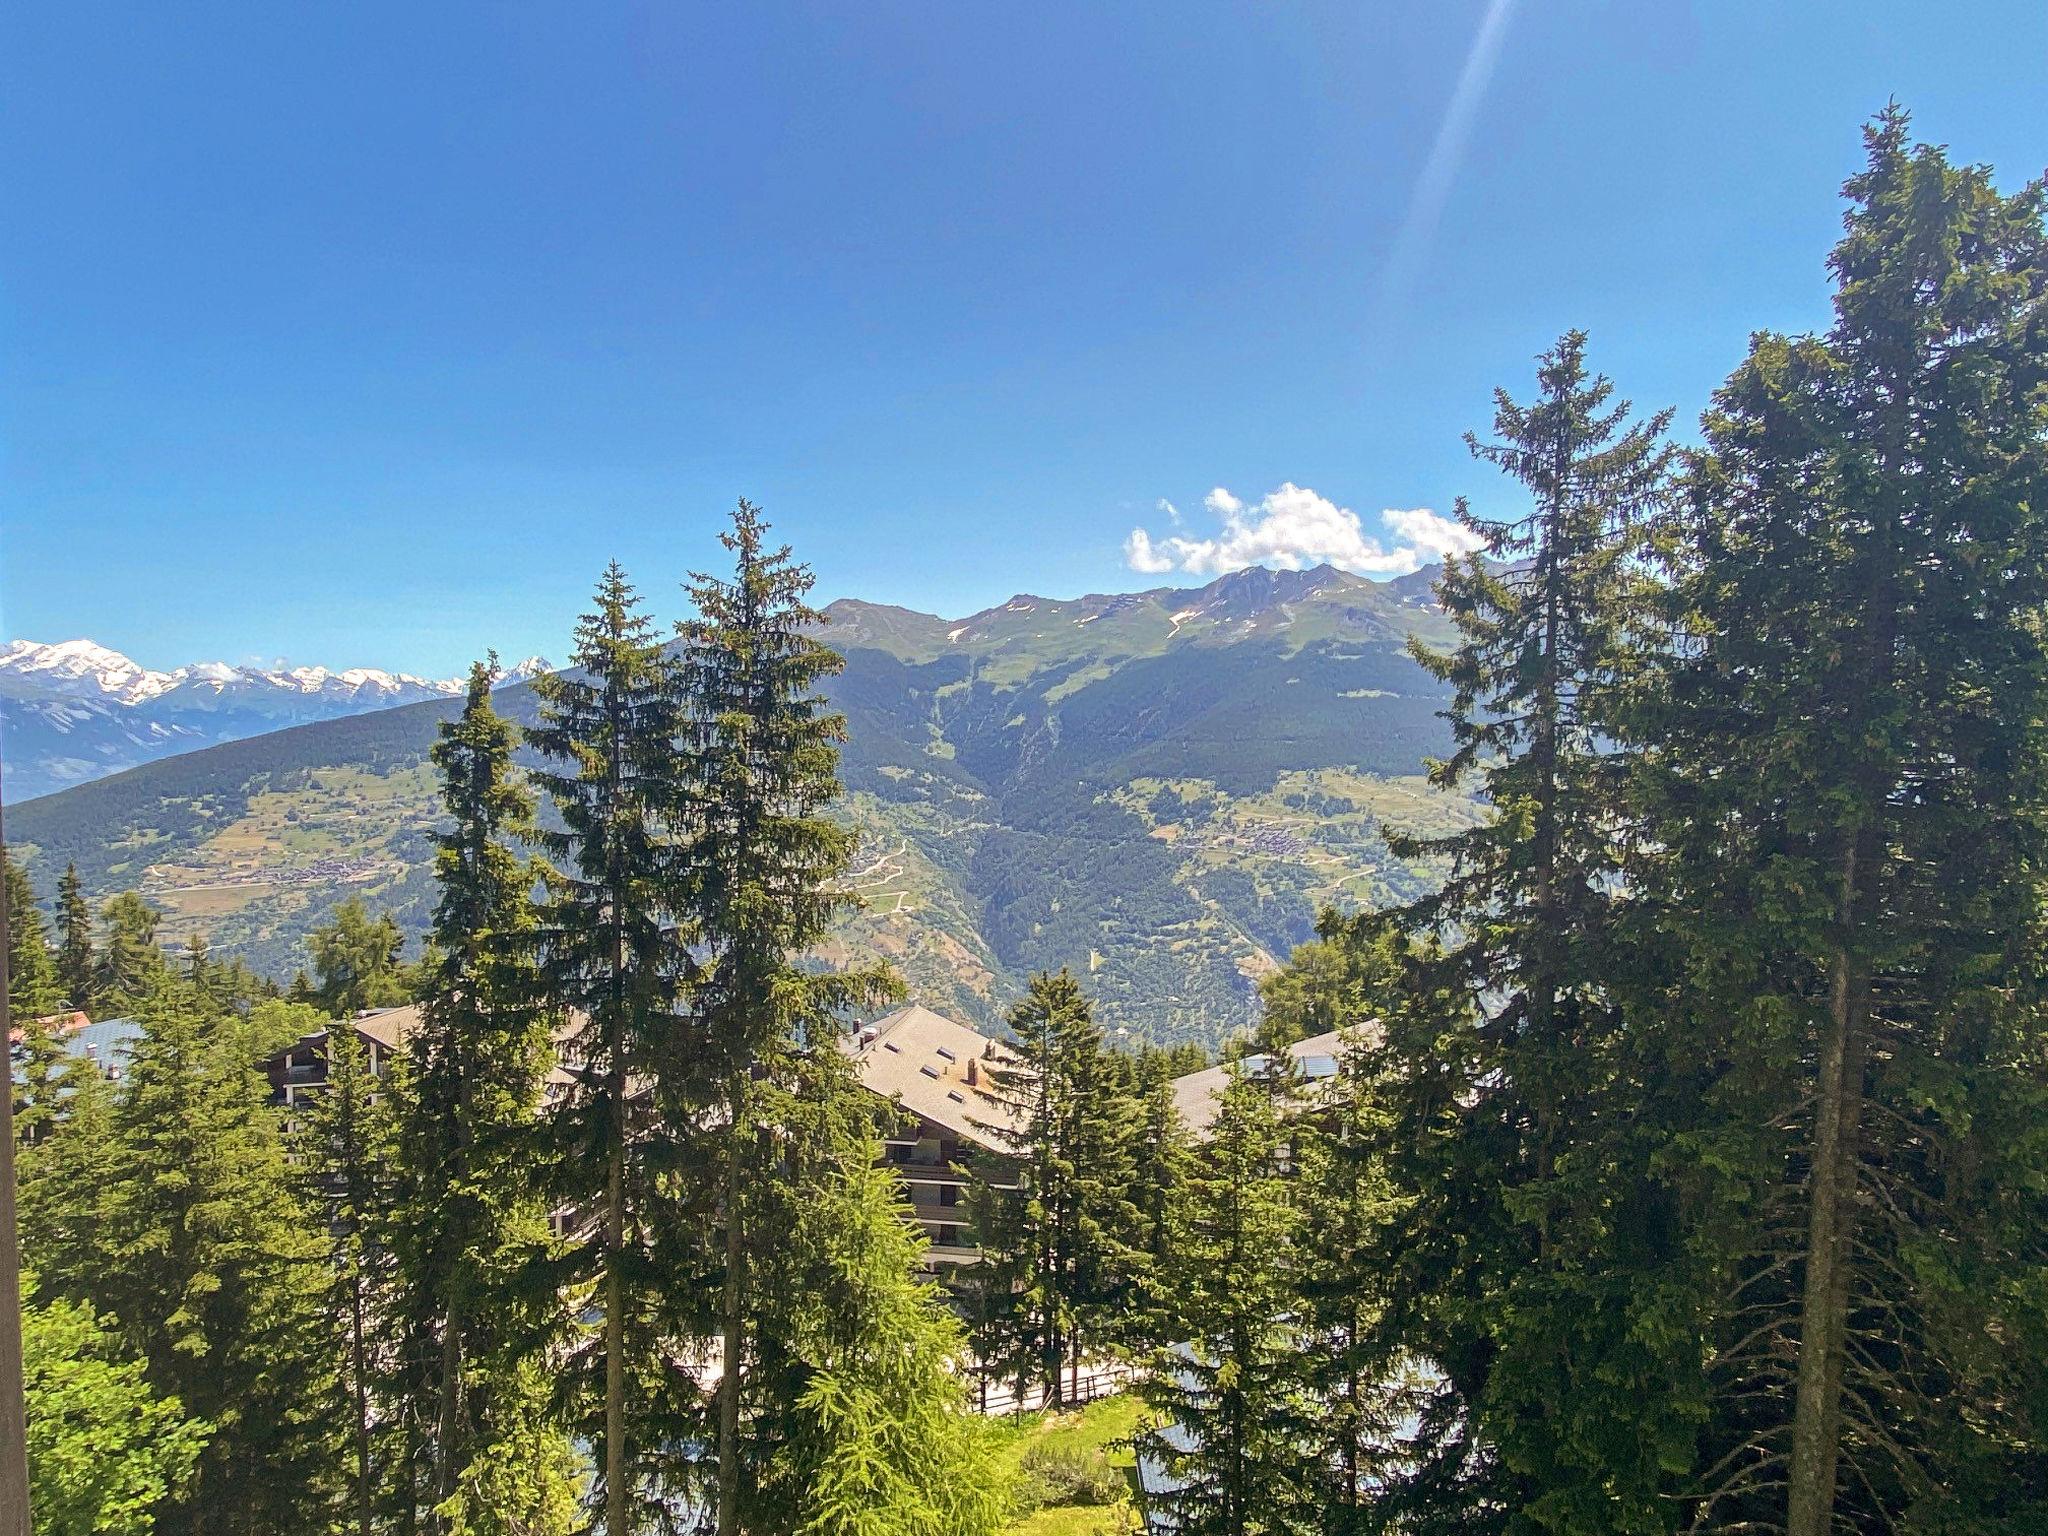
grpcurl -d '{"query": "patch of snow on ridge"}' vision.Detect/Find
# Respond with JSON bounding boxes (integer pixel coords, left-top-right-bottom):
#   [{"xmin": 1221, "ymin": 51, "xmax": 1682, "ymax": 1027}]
[{"xmin": 0, "ymin": 639, "xmax": 176, "ymax": 704}]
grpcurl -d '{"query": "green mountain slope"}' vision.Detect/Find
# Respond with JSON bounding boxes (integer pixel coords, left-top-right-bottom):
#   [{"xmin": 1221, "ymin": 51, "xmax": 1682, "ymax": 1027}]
[{"xmin": 8, "ymin": 564, "xmax": 1478, "ymax": 1047}]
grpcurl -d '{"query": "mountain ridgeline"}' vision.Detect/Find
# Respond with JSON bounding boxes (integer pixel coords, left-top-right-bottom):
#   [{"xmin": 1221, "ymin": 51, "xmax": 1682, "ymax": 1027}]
[{"xmin": 7, "ymin": 563, "xmax": 1475, "ymax": 1046}]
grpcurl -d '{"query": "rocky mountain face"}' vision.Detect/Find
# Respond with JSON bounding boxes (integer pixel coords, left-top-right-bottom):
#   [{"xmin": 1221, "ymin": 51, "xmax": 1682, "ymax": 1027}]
[
  {"xmin": 0, "ymin": 640, "xmax": 551, "ymax": 800},
  {"xmin": 7, "ymin": 566, "xmax": 1473, "ymax": 1048}
]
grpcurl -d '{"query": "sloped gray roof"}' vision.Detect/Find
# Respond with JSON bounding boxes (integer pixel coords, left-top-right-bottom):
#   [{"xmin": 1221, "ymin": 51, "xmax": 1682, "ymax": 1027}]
[
  {"xmin": 1168, "ymin": 1027, "xmax": 1360, "ymax": 1137},
  {"xmin": 847, "ymin": 1004, "xmax": 1025, "ymax": 1152}
]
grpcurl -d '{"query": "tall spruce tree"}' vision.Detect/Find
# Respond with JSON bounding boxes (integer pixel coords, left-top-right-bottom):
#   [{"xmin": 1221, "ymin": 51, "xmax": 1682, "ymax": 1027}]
[
  {"xmin": 7, "ymin": 850, "xmax": 67, "ymax": 1152},
  {"xmin": 397, "ymin": 658, "xmax": 562, "ymax": 1528},
  {"xmin": 97, "ymin": 979, "xmax": 344, "ymax": 1536},
  {"xmin": 1136, "ymin": 1066, "xmax": 1317, "ymax": 1536},
  {"xmin": 970, "ymin": 969, "xmax": 1144, "ymax": 1410},
  {"xmin": 311, "ymin": 898, "xmax": 412, "ymax": 1017},
  {"xmin": 3, "ymin": 847, "xmax": 61, "ymax": 1022},
  {"xmin": 94, "ymin": 892, "xmax": 167, "ymax": 1011},
  {"xmin": 1352, "ymin": 331, "xmax": 1681, "ymax": 1528},
  {"xmin": 55, "ymin": 863, "xmax": 94, "ymax": 1014},
  {"xmin": 1641, "ymin": 111, "xmax": 2048, "ymax": 1533},
  {"xmin": 529, "ymin": 563, "xmax": 693, "ymax": 1534},
  {"xmin": 299, "ymin": 1023, "xmax": 398, "ymax": 1536},
  {"xmin": 671, "ymin": 501, "xmax": 900, "ymax": 1532}
]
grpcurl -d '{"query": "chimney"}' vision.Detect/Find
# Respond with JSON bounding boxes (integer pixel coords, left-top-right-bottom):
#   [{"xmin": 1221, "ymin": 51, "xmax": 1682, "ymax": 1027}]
[{"xmin": 966, "ymin": 1058, "xmax": 979, "ymax": 1087}]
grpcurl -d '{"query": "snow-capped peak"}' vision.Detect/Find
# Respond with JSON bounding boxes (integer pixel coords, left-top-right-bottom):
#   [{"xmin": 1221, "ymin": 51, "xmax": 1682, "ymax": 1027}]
[
  {"xmin": 0, "ymin": 639, "xmax": 176, "ymax": 704},
  {"xmin": 1, "ymin": 640, "xmax": 473, "ymax": 706},
  {"xmin": 501, "ymin": 655, "xmax": 554, "ymax": 682}
]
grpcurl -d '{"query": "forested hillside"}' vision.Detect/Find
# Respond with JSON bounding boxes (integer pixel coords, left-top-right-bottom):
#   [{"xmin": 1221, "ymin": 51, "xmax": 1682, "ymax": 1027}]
[{"xmin": 8, "ymin": 563, "xmax": 1478, "ymax": 1046}]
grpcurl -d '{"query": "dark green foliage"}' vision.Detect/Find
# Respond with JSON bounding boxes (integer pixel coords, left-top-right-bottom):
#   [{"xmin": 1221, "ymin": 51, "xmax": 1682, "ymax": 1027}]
[
  {"xmin": 55, "ymin": 861, "xmax": 94, "ymax": 1011},
  {"xmin": 673, "ymin": 502, "xmax": 906, "ymax": 1531},
  {"xmin": 298, "ymin": 1023, "xmax": 398, "ymax": 1536},
  {"xmin": 394, "ymin": 659, "xmax": 563, "ymax": 1528},
  {"xmin": 1136, "ymin": 1068, "xmax": 1318, "ymax": 1536},
  {"xmin": 4, "ymin": 843, "xmax": 62, "ymax": 1020},
  {"xmin": 311, "ymin": 897, "xmax": 413, "ymax": 1016},
  {"xmin": 1635, "ymin": 110, "xmax": 2048, "ymax": 1534},
  {"xmin": 96, "ymin": 980, "xmax": 346, "ymax": 1536},
  {"xmin": 94, "ymin": 891, "xmax": 168, "ymax": 1011},
  {"xmin": 970, "ymin": 970, "xmax": 1148, "ymax": 1409},
  {"xmin": 528, "ymin": 562, "xmax": 695, "ymax": 1532},
  {"xmin": 1350, "ymin": 330, "xmax": 1684, "ymax": 1531}
]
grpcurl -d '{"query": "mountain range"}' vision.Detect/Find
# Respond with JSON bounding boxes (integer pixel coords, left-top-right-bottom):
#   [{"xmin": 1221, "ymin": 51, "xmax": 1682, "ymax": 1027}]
[
  {"xmin": 0, "ymin": 640, "xmax": 552, "ymax": 801},
  {"xmin": 5, "ymin": 564, "xmax": 1476, "ymax": 1048}
]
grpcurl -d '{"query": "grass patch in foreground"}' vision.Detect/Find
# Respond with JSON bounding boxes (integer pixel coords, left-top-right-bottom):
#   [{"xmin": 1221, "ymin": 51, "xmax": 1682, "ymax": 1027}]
[{"xmin": 995, "ymin": 1393, "xmax": 1147, "ymax": 1535}]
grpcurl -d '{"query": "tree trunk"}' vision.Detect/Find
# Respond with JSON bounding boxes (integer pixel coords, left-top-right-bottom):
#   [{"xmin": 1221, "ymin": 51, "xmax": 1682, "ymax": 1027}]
[
  {"xmin": 353, "ymin": 1271, "xmax": 374, "ymax": 1536},
  {"xmin": 432, "ymin": 1306, "xmax": 462, "ymax": 1517},
  {"xmin": 718, "ymin": 1076, "xmax": 746, "ymax": 1535},
  {"xmin": 605, "ymin": 1071, "xmax": 628, "ymax": 1536},
  {"xmin": 1786, "ymin": 836, "xmax": 1871, "ymax": 1536}
]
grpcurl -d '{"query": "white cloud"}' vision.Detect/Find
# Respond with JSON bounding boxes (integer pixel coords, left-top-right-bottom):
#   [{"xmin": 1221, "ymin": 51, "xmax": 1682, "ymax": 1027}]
[
  {"xmin": 1123, "ymin": 527, "xmax": 1176, "ymax": 574},
  {"xmin": 1155, "ymin": 497, "xmax": 1183, "ymax": 526},
  {"xmin": 1382, "ymin": 506, "xmax": 1485, "ymax": 561},
  {"xmin": 1124, "ymin": 482, "xmax": 1476, "ymax": 579}
]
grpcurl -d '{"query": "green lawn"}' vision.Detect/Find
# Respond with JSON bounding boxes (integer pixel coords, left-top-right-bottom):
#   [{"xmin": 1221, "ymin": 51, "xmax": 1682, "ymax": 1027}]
[{"xmin": 995, "ymin": 1393, "xmax": 1147, "ymax": 1536}]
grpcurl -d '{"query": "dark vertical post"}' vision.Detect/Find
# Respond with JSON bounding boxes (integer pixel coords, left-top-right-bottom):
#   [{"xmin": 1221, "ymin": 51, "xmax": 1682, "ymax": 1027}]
[{"xmin": 0, "ymin": 796, "xmax": 35, "ymax": 1535}]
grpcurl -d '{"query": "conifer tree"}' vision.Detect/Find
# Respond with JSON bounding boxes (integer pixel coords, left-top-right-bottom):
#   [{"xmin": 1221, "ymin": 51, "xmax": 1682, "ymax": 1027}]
[
  {"xmin": 773, "ymin": 1154, "xmax": 1006, "ymax": 1536},
  {"xmin": 1291, "ymin": 1027, "xmax": 1401, "ymax": 1529},
  {"xmin": 55, "ymin": 862, "xmax": 94, "ymax": 1013},
  {"xmin": 529, "ymin": 563, "xmax": 693, "ymax": 1534},
  {"xmin": 94, "ymin": 892, "xmax": 167, "ymax": 1010},
  {"xmin": 7, "ymin": 852, "xmax": 68, "ymax": 1152},
  {"xmin": 97, "ymin": 980, "xmax": 344, "ymax": 1536},
  {"xmin": 1136, "ymin": 1067, "xmax": 1316, "ymax": 1536},
  {"xmin": 671, "ymin": 501, "xmax": 900, "ymax": 1531},
  {"xmin": 3, "ymin": 846, "xmax": 61, "ymax": 1021},
  {"xmin": 1641, "ymin": 111, "xmax": 2048, "ymax": 1533},
  {"xmin": 312, "ymin": 898, "xmax": 412, "ymax": 1017},
  {"xmin": 300, "ymin": 1022, "xmax": 397, "ymax": 1536},
  {"xmin": 971, "ymin": 969, "xmax": 1142, "ymax": 1409},
  {"xmin": 1346, "ymin": 331, "xmax": 1680, "ymax": 1526},
  {"xmin": 14, "ymin": 1057, "xmax": 118, "ymax": 1307},
  {"xmin": 397, "ymin": 657, "xmax": 563, "ymax": 1528}
]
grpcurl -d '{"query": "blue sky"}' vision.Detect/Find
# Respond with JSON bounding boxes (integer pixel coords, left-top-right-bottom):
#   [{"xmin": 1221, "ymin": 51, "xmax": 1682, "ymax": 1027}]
[{"xmin": 3, "ymin": 1, "xmax": 2043, "ymax": 676}]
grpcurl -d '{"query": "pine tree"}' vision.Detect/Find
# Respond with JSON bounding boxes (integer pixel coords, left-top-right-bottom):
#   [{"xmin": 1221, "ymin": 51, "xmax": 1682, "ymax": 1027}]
[
  {"xmin": 311, "ymin": 898, "xmax": 412, "ymax": 1017},
  {"xmin": 970, "ymin": 969, "xmax": 1142, "ymax": 1410},
  {"xmin": 298, "ymin": 1022, "xmax": 397, "ymax": 1536},
  {"xmin": 55, "ymin": 862, "xmax": 94, "ymax": 1013},
  {"xmin": 671, "ymin": 501, "xmax": 900, "ymax": 1531},
  {"xmin": 4, "ymin": 845, "xmax": 62, "ymax": 1022},
  {"xmin": 96, "ymin": 979, "xmax": 345, "ymax": 1536},
  {"xmin": 1291, "ymin": 1023, "xmax": 1402, "ymax": 1529},
  {"xmin": 94, "ymin": 892, "xmax": 168, "ymax": 1010},
  {"xmin": 181, "ymin": 933, "xmax": 209, "ymax": 989},
  {"xmin": 1136, "ymin": 1067, "xmax": 1317, "ymax": 1536},
  {"xmin": 1640, "ymin": 111, "xmax": 2048, "ymax": 1533},
  {"xmin": 397, "ymin": 657, "xmax": 562, "ymax": 1528},
  {"xmin": 528, "ymin": 562, "xmax": 693, "ymax": 1534},
  {"xmin": 15, "ymin": 1056, "xmax": 119, "ymax": 1307},
  {"xmin": 1344, "ymin": 331, "xmax": 1681, "ymax": 1528}
]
